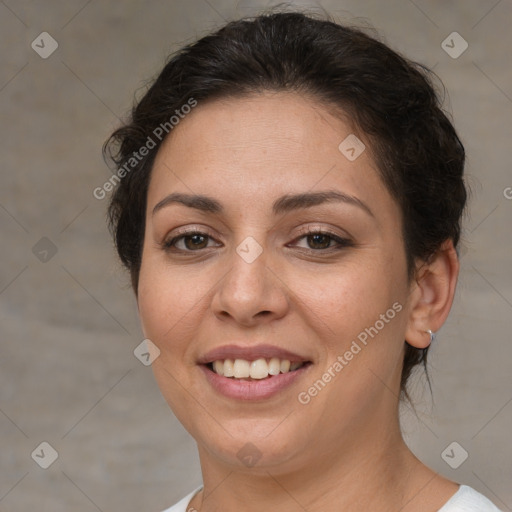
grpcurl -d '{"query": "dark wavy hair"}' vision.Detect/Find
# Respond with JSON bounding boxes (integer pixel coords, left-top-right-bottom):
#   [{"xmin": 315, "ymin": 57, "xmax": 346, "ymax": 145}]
[{"xmin": 103, "ymin": 10, "xmax": 467, "ymax": 403}]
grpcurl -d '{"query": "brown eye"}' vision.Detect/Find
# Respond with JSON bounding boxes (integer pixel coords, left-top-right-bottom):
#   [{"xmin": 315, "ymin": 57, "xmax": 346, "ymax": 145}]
[
  {"xmin": 183, "ymin": 234, "xmax": 209, "ymax": 250},
  {"xmin": 163, "ymin": 231, "xmax": 219, "ymax": 252},
  {"xmin": 291, "ymin": 230, "xmax": 353, "ymax": 252},
  {"xmin": 305, "ymin": 233, "xmax": 332, "ymax": 250}
]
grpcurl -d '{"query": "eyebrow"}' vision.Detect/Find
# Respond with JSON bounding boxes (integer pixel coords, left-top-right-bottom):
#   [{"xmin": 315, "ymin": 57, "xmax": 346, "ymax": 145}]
[{"xmin": 152, "ymin": 190, "xmax": 374, "ymax": 218}]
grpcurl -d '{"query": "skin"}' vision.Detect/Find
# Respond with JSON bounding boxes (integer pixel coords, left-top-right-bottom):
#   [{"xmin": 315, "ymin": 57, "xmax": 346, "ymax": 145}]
[{"xmin": 137, "ymin": 92, "xmax": 460, "ymax": 511}]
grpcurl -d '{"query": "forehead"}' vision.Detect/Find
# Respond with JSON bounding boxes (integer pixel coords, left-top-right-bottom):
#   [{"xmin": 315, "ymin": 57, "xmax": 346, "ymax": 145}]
[
  {"xmin": 155, "ymin": 92, "xmax": 356, "ymax": 166},
  {"xmin": 147, "ymin": 92, "xmax": 394, "ymax": 220}
]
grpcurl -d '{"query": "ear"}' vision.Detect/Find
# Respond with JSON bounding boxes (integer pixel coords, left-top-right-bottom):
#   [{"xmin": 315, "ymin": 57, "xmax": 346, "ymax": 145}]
[{"xmin": 405, "ymin": 239, "xmax": 460, "ymax": 349}]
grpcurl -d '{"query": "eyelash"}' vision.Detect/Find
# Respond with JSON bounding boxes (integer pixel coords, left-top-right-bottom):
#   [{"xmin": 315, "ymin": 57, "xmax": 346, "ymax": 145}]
[{"xmin": 162, "ymin": 227, "xmax": 353, "ymax": 254}]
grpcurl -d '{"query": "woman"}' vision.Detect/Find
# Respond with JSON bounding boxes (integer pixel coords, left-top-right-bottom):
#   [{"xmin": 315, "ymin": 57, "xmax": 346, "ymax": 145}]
[{"xmin": 103, "ymin": 10, "xmax": 502, "ymax": 512}]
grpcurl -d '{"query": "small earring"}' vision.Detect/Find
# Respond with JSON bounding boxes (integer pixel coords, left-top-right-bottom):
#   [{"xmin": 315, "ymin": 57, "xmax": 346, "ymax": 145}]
[{"xmin": 426, "ymin": 329, "xmax": 435, "ymax": 344}]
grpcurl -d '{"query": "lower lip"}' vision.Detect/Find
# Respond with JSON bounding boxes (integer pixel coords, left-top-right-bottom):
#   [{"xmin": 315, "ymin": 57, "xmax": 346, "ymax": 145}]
[{"xmin": 200, "ymin": 364, "xmax": 311, "ymax": 401}]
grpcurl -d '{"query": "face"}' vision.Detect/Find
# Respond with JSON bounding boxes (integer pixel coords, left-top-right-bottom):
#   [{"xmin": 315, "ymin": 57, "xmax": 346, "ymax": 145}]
[{"xmin": 138, "ymin": 92, "xmax": 413, "ymax": 473}]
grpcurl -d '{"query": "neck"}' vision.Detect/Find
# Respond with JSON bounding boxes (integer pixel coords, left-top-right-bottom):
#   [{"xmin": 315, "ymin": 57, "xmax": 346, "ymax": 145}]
[{"xmin": 191, "ymin": 415, "xmax": 435, "ymax": 512}]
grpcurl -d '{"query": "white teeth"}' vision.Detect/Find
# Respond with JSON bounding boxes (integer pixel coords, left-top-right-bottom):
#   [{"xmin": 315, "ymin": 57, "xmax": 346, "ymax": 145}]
[
  {"xmin": 223, "ymin": 359, "xmax": 234, "ymax": 377},
  {"xmin": 233, "ymin": 359, "xmax": 250, "ymax": 378},
  {"xmin": 210, "ymin": 358, "xmax": 306, "ymax": 379},
  {"xmin": 250, "ymin": 358, "xmax": 268, "ymax": 379},
  {"xmin": 268, "ymin": 357, "xmax": 281, "ymax": 375},
  {"xmin": 213, "ymin": 360, "xmax": 224, "ymax": 376}
]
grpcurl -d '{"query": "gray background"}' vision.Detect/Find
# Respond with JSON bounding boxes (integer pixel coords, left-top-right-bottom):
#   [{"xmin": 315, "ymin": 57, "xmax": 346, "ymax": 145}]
[{"xmin": 1, "ymin": 0, "xmax": 511, "ymax": 510}]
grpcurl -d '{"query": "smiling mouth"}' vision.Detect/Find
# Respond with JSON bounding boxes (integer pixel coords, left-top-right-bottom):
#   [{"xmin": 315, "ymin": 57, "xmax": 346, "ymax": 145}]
[{"xmin": 206, "ymin": 358, "xmax": 312, "ymax": 380}]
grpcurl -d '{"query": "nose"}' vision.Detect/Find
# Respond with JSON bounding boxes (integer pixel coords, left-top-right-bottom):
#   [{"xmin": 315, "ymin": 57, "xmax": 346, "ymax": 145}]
[{"xmin": 211, "ymin": 242, "xmax": 289, "ymax": 327}]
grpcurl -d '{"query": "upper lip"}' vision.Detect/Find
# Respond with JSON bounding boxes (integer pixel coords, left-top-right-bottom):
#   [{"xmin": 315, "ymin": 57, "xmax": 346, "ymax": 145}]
[{"xmin": 197, "ymin": 344, "xmax": 311, "ymax": 364}]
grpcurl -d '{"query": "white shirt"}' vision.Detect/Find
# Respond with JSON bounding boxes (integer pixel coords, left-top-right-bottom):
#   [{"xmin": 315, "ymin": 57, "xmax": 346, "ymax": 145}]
[{"xmin": 161, "ymin": 484, "xmax": 503, "ymax": 511}]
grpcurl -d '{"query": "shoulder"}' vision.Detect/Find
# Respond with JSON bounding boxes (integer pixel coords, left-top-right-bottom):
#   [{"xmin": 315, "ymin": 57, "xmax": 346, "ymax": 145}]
[
  {"xmin": 160, "ymin": 486, "xmax": 203, "ymax": 512},
  {"xmin": 438, "ymin": 485, "xmax": 503, "ymax": 512}
]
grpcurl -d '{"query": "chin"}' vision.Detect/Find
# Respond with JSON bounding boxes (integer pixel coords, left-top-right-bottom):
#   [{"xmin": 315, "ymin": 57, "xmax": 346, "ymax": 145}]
[{"xmin": 191, "ymin": 416, "xmax": 314, "ymax": 471}]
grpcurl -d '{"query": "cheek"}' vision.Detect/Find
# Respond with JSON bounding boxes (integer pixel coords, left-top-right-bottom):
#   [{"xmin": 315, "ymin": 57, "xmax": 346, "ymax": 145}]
[
  {"xmin": 137, "ymin": 259, "xmax": 200, "ymax": 417},
  {"xmin": 295, "ymin": 260, "xmax": 400, "ymax": 336},
  {"xmin": 137, "ymin": 254, "xmax": 201, "ymax": 356},
  {"xmin": 296, "ymin": 258, "xmax": 407, "ymax": 387}
]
